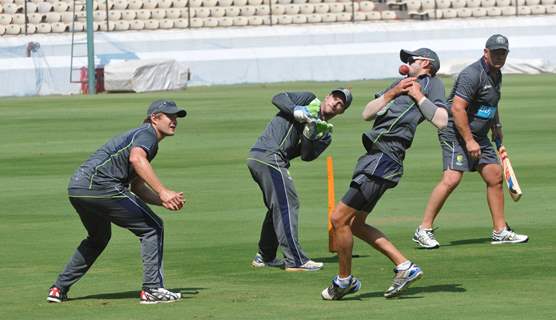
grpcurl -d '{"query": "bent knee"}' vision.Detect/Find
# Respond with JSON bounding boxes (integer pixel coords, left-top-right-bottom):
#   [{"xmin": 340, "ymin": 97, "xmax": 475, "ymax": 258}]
[
  {"xmin": 441, "ymin": 171, "xmax": 463, "ymax": 190},
  {"xmin": 330, "ymin": 203, "xmax": 356, "ymax": 229}
]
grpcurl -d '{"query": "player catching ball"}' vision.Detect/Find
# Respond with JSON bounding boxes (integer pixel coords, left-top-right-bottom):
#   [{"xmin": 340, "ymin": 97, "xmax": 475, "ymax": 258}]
[
  {"xmin": 248, "ymin": 89, "xmax": 351, "ymax": 272},
  {"xmin": 322, "ymin": 48, "xmax": 449, "ymax": 300},
  {"xmin": 47, "ymin": 100, "xmax": 186, "ymax": 304}
]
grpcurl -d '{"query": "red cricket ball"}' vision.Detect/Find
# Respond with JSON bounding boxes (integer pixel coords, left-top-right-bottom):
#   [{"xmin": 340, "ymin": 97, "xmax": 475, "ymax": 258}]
[{"xmin": 399, "ymin": 64, "xmax": 410, "ymax": 76}]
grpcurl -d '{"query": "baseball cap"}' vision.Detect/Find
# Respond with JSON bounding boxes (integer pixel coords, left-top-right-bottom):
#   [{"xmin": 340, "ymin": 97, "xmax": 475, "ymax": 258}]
[
  {"xmin": 330, "ymin": 88, "xmax": 352, "ymax": 109},
  {"xmin": 400, "ymin": 48, "xmax": 440, "ymax": 76},
  {"xmin": 147, "ymin": 100, "xmax": 187, "ymax": 118},
  {"xmin": 485, "ymin": 34, "xmax": 509, "ymax": 51}
]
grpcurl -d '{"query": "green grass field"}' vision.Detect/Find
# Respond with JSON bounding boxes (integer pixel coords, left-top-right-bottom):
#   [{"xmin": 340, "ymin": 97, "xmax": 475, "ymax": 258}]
[{"xmin": 1, "ymin": 75, "xmax": 554, "ymax": 319}]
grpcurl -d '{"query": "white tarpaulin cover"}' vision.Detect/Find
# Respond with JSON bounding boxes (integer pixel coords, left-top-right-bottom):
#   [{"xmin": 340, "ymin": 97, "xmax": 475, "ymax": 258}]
[{"xmin": 104, "ymin": 59, "xmax": 188, "ymax": 92}]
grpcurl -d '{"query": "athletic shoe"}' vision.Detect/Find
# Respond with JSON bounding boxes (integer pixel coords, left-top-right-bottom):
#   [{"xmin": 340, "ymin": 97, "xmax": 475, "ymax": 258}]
[
  {"xmin": 491, "ymin": 225, "xmax": 528, "ymax": 244},
  {"xmin": 47, "ymin": 286, "xmax": 67, "ymax": 303},
  {"xmin": 384, "ymin": 263, "xmax": 423, "ymax": 298},
  {"xmin": 251, "ymin": 253, "xmax": 285, "ymax": 268},
  {"xmin": 412, "ymin": 226, "xmax": 440, "ymax": 249},
  {"xmin": 140, "ymin": 288, "xmax": 182, "ymax": 304},
  {"xmin": 321, "ymin": 276, "xmax": 361, "ymax": 300},
  {"xmin": 285, "ymin": 260, "xmax": 323, "ymax": 272}
]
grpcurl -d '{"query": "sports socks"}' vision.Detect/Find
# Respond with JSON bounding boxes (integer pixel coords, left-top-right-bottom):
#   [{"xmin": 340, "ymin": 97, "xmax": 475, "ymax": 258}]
[
  {"xmin": 335, "ymin": 275, "xmax": 353, "ymax": 288},
  {"xmin": 396, "ymin": 260, "xmax": 412, "ymax": 271}
]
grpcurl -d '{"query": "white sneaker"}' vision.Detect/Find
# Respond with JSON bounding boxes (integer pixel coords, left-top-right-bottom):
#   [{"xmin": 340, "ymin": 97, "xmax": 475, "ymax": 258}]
[
  {"xmin": 491, "ymin": 225, "xmax": 528, "ymax": 244},
  {"xmin": 384, "ymin": 263, "xmax": 423, "ymax": 298},
  {"xmin": 412, "ymin": 226, "xmax": 440, "ymax": 249},
  {"xmin": 285, "ymin": 260, "xmax": 324, "ymax": 272},
  {"xmin": 140, "ymin": 288, "xmax": 182, "ymax": 304},
  {"xmin": 321, "ymin": 276, "xmax": 361, "ymax": 300},
  {"xmin": 251, "ymin": 253, "xmax": 285, "ymax": 268}
]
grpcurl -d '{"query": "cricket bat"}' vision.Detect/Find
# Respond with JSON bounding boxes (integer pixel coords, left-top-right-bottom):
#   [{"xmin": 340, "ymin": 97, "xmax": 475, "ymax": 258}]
[{"xmin": 494, "ymin": 138, "xmax": 522, "ymax": 202}]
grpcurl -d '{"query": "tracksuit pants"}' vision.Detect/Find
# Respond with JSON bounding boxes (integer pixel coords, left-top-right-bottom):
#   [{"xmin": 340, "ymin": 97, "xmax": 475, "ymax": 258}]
[
  {"xmin": 53, "ymin": 190, "xmax": 164, "ymax": 292},
  {"xmin": 247, "ymin": 158, "xmax": 310, "ymax": 268}
]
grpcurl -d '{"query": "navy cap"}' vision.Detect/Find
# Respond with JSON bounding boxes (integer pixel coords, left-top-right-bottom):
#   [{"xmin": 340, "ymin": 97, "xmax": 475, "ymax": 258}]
[
  {"xmin": 331, "ymin": 88, "xmax": 352, "ymax": 109},
  {"xmin": 400, "ymin": 48, "xmax": 440, "ymax": 76},
  {"xmin": 147, "ymin": 100, "xmax": 187, "ymax": 118},
  {"xmin": 485, "ymin": 34, "xmax": 509, "ymax": 51}
]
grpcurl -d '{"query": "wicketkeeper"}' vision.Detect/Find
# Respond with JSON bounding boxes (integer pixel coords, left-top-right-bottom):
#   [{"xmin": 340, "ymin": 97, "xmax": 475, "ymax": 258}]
[
  {"xmin": 248, "ymin": 89, "xmax": 351, "ymax": 271},
  {"xmin": 47, "ymin": 100, "xmax": 186, "ymax": 304}
]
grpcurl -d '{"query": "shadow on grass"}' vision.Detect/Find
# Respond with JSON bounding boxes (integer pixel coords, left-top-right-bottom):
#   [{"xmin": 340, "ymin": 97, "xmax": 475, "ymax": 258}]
[
  {"xmin": 71, "ymin": 287, "xmax": 205, "ymax": 301},
  {"xmin": 344, "ymin": 283, "xmax": 466, "ymax": 300},
  {"xmin": 312, "ymin": 254, "xmax": 369, "ymax": 263},
  {"xmin": 443, "ymin": 238, "xmax": 491, "ymax": 246}
]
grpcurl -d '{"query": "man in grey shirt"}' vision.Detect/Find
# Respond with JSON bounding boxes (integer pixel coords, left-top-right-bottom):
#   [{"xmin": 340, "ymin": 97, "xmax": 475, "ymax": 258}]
[
  {"xmin": 413, "ymin": 34, "xmax": 528, "ymax": 249},
  {"xmin": 322, "ymin": 48, "xmax": 448, "ymax": 300},
  {"xmin": 47, "ymin": 100, "xmax": 186, "ymax": 304},
  {"xmin": 248, "ymin": 88, "xmax": 351, "ymax": 271}
]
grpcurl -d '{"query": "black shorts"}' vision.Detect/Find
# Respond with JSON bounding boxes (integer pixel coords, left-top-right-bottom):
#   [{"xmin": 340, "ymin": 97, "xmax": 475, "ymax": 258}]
[{"xmin": 341, "ymin": 174, "xmax": 395, "ymax": 213}]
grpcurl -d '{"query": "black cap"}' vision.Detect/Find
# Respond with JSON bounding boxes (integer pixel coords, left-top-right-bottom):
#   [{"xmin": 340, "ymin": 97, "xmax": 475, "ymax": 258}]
[
  {"xmin": 400, "ymin": 48, "xmax": 440, "ymax": 76},
  {"xmin": 485, "ymin": 34, "xmax": 509, "ymax": 51},
  {"xmin": 330, "ymin": 88, "xmax": 352, "ymax": 109},
  {"xmin": 147, "ymin": 100, "xmax": 187, "ymax": 118}
]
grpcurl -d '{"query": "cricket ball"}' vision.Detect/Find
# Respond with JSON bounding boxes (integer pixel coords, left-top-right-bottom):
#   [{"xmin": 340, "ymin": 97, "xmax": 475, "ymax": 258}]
[{"xmin": 399, "ymin": 64, "xmax": 410, "ymax": 76}]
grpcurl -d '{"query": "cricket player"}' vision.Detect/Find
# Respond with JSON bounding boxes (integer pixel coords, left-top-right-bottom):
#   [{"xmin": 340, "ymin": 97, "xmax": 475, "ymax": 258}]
[
  {"xmin": 248, "ymin": 88, "xmax": 351, "ymax": 271},
  {"xmin": 47, "ymin": 100, "xmax": 186, "ymax": 304},
  {"xmin": 412, "ymin": 34, "xmax": 528, "ymax": 249},
  {"xmin": 322, "ymin": 48, "xmax": 449, "ymax": 300}
]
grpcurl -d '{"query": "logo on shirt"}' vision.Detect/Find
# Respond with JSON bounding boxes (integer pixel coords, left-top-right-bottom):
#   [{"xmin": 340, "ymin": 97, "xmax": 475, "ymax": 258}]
[{"xmin": 475, "ymin": 105, "xmax": 496, "ymax": 119}]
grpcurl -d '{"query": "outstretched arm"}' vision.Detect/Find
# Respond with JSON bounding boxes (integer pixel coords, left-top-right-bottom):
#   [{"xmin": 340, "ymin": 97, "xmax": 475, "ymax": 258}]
[{"xmin": 129, "ymin": 147, "xmax": 184, "ymax": 211}]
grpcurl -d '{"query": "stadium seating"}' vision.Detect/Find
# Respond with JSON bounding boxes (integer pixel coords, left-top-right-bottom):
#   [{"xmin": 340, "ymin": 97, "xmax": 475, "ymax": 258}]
[
  {"xmin": 12, "ymin": 13, "xmax": 25, "ymax": 24},
  {"xmin": 0, "ymin": 0, "xmax": 554, "ymax": 36},
  {"xmin": 0, "ymin": 14, "xmax": 13, "ymax": 25},
  {"xmin": 486, "ymin": 6, "xmax": 502, "ymax": 15},
  {"xmin": 5, "ymin": 24, "xmax": 20, "ymax": 35},
  {"xmin": 115, "ymin": 19, "xmax": 131, "ymax": 30}
]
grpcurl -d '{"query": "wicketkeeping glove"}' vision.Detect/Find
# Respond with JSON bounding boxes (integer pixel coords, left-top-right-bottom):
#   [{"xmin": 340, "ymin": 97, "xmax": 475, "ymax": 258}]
[
  {"xmin": 303, "ymin": 118, "xmax": 333, "ymax": 140},
  {"xmin": 293, "ymin": 98, "xmax": 321, "ymax": 123}
]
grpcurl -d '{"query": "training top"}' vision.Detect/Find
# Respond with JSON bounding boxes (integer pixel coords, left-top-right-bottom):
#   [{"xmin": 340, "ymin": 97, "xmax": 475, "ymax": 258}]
[
  {"xmin": 68, "ymin": 123, "xmax": 159, "ymax": 197},
  {"xmin": 362, "ymin": 74, "xmax": 447, "ymax": 164},
  {"xmin": 445, "ymin": 58, "xmax": 502, "ymax": 139},
  {"xmin": 250, "ymin": 91, "xmax": 332, "ymax": 168}
]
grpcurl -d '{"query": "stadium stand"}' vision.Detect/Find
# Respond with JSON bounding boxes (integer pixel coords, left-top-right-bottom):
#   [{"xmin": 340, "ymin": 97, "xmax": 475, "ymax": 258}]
[{"xmin": 0, "ymin": 0, "xmax": 555, "ymax": 36}]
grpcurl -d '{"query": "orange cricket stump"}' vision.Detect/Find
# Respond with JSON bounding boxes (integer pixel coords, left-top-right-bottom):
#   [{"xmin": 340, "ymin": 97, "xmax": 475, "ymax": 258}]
[{"xmin": 327, "ymin": 156, "xmax": 336, "ymax": 253}]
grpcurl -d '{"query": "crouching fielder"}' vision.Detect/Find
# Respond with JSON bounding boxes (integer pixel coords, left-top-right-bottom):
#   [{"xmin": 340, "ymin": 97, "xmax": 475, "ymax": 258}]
[
  {"xmin": 322, "ymin": 48, "xmax": 449, "ymax": 300},
  {"xmin": 47, "ymin": 100, "xmax": 186, "ymax": 304}
]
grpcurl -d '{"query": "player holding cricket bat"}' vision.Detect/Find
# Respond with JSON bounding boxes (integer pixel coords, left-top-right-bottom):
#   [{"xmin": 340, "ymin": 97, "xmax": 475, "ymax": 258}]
[{"xmin": 412, "ymin": 34, "xmax": 528, "ymax": 249}]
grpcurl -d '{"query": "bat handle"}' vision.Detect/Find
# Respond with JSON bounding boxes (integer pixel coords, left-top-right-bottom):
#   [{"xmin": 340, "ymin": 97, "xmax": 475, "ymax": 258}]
[{"xmin": 494, "ymin": 138, "xmax": 502, "ymax": 150}]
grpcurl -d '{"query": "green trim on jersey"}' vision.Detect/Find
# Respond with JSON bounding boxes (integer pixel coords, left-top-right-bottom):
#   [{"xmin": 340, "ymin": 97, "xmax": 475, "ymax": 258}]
[
  {"xmin": 372, "ymin": 102, "xmax": 416, "ymax": 144},
  {"xmin": 279, "ymin": 124, "xmax": 294, "ymax": 148},
  {"xmin": 68, "ymin": 195, "xmax": 128, "ymax": 199},
  {"xmin": 88, "ymin": 140, "xmax": 134, "ymax": 189},
  {"xmin": 247, "ymin": 157, "xmax": 281, "ymax": 171}
]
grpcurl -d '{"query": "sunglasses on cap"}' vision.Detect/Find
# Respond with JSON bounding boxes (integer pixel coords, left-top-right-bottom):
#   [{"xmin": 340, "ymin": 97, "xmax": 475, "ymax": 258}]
[{"xmin": 408, "ymin": 56, "xmax": 436, "ymax": 64}]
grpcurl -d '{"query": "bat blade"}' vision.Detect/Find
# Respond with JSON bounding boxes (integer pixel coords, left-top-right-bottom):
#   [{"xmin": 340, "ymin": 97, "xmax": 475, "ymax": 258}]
[{"xmin": 496, "ymin": 144, "xmax": 522, "ymax": 202}]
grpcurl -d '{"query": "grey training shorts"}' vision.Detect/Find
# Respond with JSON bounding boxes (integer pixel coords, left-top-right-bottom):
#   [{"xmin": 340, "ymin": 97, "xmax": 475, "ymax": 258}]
[{"xmin": 438, "ymin": 130, "xmax": 498, "ymax": 172}]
